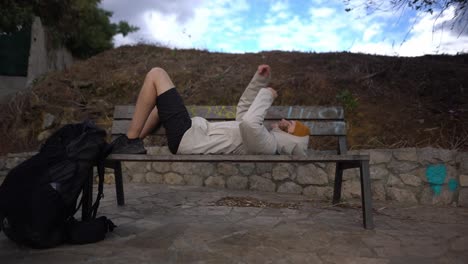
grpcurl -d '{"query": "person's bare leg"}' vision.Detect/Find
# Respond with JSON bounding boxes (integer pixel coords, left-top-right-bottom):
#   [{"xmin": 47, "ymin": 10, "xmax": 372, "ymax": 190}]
[
  {"xmin": 127, "ymin": 67, "xmax": 175, "ymax": 139},
  {"xmin": 139, "ymin": 106, "xmax": 160, "ymax": 138}
]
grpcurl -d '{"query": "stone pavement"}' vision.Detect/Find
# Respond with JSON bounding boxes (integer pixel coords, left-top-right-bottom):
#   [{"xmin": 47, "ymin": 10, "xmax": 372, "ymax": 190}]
[{"xmin": 1, "ymin": 184, "xmax": 468, "ymax": 264}]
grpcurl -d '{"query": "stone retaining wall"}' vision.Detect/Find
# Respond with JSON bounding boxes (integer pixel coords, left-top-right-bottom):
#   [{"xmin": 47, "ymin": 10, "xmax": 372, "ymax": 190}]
[{"xmin": 1, "ymin": 148, "xmax": 467, "ymax": 206}]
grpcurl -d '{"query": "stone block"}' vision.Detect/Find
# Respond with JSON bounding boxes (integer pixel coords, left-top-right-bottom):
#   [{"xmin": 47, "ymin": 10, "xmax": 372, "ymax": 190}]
[
  {"xmin": 205, "ymin": 176, "xmax": 226, "ymax": 188},
  {"xmin": 184, "ymin": 174, "xmax": 204, "ymax": 186},
  {"xmin": 387, "ymin": 161, "xmax": 419, "ymax": 174},
  {"xmin": 387, "ymin": 174, "xmax": 405, "ymax": 187},
  {"xmin": 325, "ymin": 163, "xmax": 336, "ymax": 182},
  {"xmin": 104, "ymin": 173, "xmax": 115, "ymax": 184},
  {"xmin": 272, "ymin": 163, "xmax": 295, "ymax": 181},
  {"xmin": 369, "ymin": 164, "xmax": 389, "ymax": 180},
  {"xmin": 238, "ymin": 163, "xmax": 255, "ymax": 175},
  {"xmin": 303, "ymin": 186, "xmax": 333, "ymax": 200},
  {"xmin": 277, "ymin": 182, "xmax": 302, "ymax": 194},
  {"xmin": 41, "ymin": 113, "xmax": 55, "ymax": 129},
  {"xmin": 458, "ymin": 152, "xmax": 468, "ymax": 173},
  {"xmin": 372, "ymin": 182, "xmax": 386, "ymax": 201},
  {"xmin": 5, "ymin": 157, "xmax": 27, "ymax": 170},
  {"xmin": 420, "ymin": 186, "xmax": 455, "ymax": 206},
  {"xmin": 297, "ymin": 164, "xmax": 328, "ymax": 185},
  {"xmin": 417, "ymin": 147, "xmax": 454, "ymax": 164},
  {"xmin": 393, "ymin": 148, "xmax": 418, "ymax": 162},
  {"xmin": 151, "ymin": 162, "xmax": 171, "ymax": 173},
  {"xmin": 387, "ymin": 187, "xmax": 417, "ymax": 204},
  {"xmin": 131, "ymin": 173, "xmax": 146, "ymax": 183},
  {"xmin": 124, "ymin": 161, "xmax": 148, "ymax": 174},
  {"xmin": 164, "ymin": 172, "xmax": 185, "ymax": 185},
  {"xmin": 145, "ymin": 172, "xmax": 163, "ymax": 184},
  {"xmin": 226, "ymin": 176, "xmax": 248, "ymax": 190},
  {"xmin": 368, "ymin": 149, "xmax": 392, "ymax": 165},
  {"xmin": 249, "ymin": 175, "xmax": 275, "ymax": 192},
  {"xmin": 342, "ymin": 181, "xmax": 361, "ymax": 199},
  {"xmin": 217, "ymin": 163, "xmax": 239, "ymax": 176},
  {"xmin": 171, "ymin": 163, "xmax": 192, "ymax": 175},
  {"xmin": 343, "ymin": 168, "xmax": 359, "ymax": 181},
  {"xmin": 458, "ymin": 189, "xmax": 468, "ymax": 207},
  {"xmin": 400, "ymin": 173, "xmax": 422, "ymax": 187},
  {"xmin": 0, "ymin": 158, "xmax": 5, "ymax": 170},
  {"xmin": 460, "ymin": 175, "xmax": 468, "ymax": 187},
  {"xmin": 256, "ymin": 163, "xmax": 273, "ymax": 174},
  {"xmin": 193, "ymin": 163, "xmax": 215, "ymax": 177}
]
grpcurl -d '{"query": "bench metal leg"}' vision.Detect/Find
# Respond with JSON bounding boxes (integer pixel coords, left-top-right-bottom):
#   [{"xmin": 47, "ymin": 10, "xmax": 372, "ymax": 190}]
[
  {"xmin": 114, "ymin": 161, "xmax": 125, "ymax": 206},
  {"xmin": 359, "ymin": 160, "xmax": 374, "ymax": 229},
  {"xmin": 82, "ymin": 166, "xmax": 93, "ymax": 221},
  {"xmin": 333, "ymin": 163, "xmax": 343, "ymax": 204}
]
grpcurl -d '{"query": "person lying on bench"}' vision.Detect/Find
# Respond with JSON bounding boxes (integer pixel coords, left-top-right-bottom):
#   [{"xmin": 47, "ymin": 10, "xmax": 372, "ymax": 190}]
[{"xmin": 111, "ymin": 64, "xmax": 310, "ymax": 155}]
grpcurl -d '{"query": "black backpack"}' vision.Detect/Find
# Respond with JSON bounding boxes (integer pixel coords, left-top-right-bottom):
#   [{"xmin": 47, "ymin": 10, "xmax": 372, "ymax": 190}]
[{"xmin": 0, "ymin": 120, "xmax": 115, "ymax": 248}]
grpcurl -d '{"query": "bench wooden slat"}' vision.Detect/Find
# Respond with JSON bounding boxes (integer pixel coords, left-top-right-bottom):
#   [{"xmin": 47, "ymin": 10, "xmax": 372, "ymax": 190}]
[
  {"xmin": 113, "ymin": 105, "xmax": 345, "ymax": 120},
  {"xmin": 111, "ymin": 120, "xmax": 347, "ymax": 136},
  {"xmin": 107, "ymin": 154, "xmax": 369, "ymax": 162}
]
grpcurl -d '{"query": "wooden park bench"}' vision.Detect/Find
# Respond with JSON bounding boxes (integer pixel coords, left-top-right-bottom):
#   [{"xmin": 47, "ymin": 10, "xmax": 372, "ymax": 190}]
[{"xmin": 82, "ymin": 105, "xmax": 374, "ymax": 229}]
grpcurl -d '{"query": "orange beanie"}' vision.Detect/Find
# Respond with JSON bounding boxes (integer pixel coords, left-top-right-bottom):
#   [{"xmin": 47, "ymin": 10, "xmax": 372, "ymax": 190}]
[{"xmin": 292, "ymin": 121, "xmax": 310, "ymax": 137}]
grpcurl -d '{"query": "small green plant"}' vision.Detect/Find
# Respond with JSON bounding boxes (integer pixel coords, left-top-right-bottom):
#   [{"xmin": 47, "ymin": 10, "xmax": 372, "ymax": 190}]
[{"xmin": 336, "ymin": 89, "xmax": 358, "ymax": 111}]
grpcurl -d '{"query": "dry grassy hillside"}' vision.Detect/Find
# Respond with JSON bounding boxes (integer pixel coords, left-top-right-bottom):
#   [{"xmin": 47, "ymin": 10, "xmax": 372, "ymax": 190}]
[{"xmin": 1, "ymin": 45, "xmax": 467, "ymax": 155}]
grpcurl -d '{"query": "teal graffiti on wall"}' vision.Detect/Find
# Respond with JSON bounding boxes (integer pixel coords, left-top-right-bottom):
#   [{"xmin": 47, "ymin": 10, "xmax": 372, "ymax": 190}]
[{"xmin": 426, "ymin": 164, "xmax": 447, "ymax": 196}]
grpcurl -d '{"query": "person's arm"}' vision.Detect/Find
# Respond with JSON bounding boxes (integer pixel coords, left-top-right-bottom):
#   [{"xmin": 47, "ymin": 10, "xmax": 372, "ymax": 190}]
[{"xmin": 236, "ymin": 65, "xmax": 271, "ymax": 121}]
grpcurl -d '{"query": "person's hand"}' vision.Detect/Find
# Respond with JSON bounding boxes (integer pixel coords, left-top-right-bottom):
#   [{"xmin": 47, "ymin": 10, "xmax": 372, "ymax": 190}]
[
  {"xmin": 267, "ymin": 87, "xmax": 277, "ymax": 98},
  {"xmin": 257, "ymin": 64, "xmax": 270, "ymax": 77}
]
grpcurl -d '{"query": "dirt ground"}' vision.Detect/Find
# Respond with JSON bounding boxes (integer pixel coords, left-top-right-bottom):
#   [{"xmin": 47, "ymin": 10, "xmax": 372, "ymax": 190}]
[{"xmin": 0, "ymin": 45, "xmax": 467, "ymax": 154}]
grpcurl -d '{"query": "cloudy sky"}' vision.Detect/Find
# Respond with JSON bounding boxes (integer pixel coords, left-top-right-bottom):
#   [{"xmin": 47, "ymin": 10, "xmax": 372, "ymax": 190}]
[{"xmin": 100, "ymin": 0, "xmax": 468, "ymax": 56}]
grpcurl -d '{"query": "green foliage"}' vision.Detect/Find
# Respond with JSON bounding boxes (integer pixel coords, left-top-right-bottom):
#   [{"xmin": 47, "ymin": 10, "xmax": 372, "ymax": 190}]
[
  {"xmin": 0, "ymin": 0, "xmax": 139, "ymax": 58},
  {"xmin": 336, "ymin": 89, "xmax": 359, "ymax": 111}
]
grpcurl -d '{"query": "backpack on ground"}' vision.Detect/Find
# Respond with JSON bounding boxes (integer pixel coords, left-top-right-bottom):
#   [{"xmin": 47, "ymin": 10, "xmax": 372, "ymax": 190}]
[{"xmin": 0, "ymin": 120, "xmax": 115, "ymax": 248}]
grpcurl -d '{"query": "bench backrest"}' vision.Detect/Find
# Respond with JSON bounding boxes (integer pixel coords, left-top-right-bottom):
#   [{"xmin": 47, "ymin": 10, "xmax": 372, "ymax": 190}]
[{"xmin": 112, "ymin": 105, "xmax": 348, "ymax": 154}]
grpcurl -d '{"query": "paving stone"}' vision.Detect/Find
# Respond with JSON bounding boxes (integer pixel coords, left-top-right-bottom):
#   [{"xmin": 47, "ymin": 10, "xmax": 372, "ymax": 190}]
[
  {"xmin": 368, "ymin": 149, "xmax": 393, "ymax": 165},
  {"xmin": 297, "ymin": 164, "xmax": 328, "ymax": 185},
  {"xmin": 450, "ymin": 236, "xmax": 468, "ymax": 251},
  {"xmin": 205, "ymin": 176, "xmax": 226, "ymax": 188},
  {"xmin": 164, "ymin": 172, "xmax": 185, "ymax": 185},
  {"xmin": 277, "ymin": 181, "xmax": 302, "ymax": 194},
  {"xmin": 393, "ymin": 148, "xmax": 418, "ymax": 162},
  {"xmin": 249, "ymin": 175, "xmax": 275, "ymax": 192},
  {"xmin": 400, "ymin": 173, "xmax": 422, "ymax": 187},
  {"xmin": 226, "ymin": 176, "xmax": 248, "ymax": 190},
  {"xmin": 272, "ymin": 163, "xmax": 295, "ymax": 180},
  {"xmin": 387, "ymin": 187, "xmax": 417, "ymax": 204},
  {"xmin": 217, "ymin": 163, "xmax": 239, "ymax": 176}
]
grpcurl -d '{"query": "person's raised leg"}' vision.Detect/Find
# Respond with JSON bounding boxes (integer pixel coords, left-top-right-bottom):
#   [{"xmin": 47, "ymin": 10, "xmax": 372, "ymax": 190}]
[
  {"xmin": 112, "ymin": 67, "xmax": 174, "ymax": 154},
  {"xmin": 127, "ymin": 67, "xmax": 175, "ymax": 139}
]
